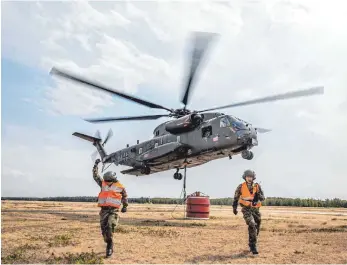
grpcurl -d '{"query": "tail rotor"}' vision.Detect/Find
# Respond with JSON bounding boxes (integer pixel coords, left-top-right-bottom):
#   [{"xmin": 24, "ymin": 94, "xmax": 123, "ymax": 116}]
[
  {"xmin": 102, "ymin": 129, "xmax": 113, "ymax": 147},
  {"xmin": 95, "ymin": 130, "xmax": 101, "ymax": 139},
  {"xmin": 90, "ymin": 129, "xmax": 113, "ymax": 162}
]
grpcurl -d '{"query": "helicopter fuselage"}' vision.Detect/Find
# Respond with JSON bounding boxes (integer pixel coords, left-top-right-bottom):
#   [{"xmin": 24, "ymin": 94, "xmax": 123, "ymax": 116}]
[
  {"xmin": 55, "ymin": 31, "xmax": 323, "ymax": 181},
  {"xmin": 55, "ymin": 31, "xmax": 323, "ymax": 180},
  {"xmin": 102, "ymin": 112, "xmax": 258, "ymax": 177}
]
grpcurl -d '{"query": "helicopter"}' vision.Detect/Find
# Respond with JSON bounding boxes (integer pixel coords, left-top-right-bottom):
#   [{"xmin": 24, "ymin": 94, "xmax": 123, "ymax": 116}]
[{"xmin": 50, "ymin": 32, "xmax": 324, "ymax": 180}]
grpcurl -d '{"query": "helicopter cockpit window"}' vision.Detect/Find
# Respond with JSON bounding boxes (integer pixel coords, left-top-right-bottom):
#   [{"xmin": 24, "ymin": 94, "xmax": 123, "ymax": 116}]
[
  {"xmin": 155, "ymin": 142, "xmax": 158, "ymax": 148},
  {"xmin": 139, "ymin": 147, "xmax": 143, "ymax": 154},
  {"xmin": 228, "ymin": 116, "xmax": 247, "ymax": 130},
  {"xmin": 220, "ymin": 117, "xmax": 230, "ymax": 128},
  {"xmin": 177, "ymin": 136, "xmax": 180, "ymax": 142}
]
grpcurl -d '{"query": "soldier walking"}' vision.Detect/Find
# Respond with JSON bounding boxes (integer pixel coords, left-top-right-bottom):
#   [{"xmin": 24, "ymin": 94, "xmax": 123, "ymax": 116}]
[
  {"xmin": 93, "ymin": 159, "xmax": 128, "ymax": 258},
  {"xmin": 232, "ymin": 169, "xmax": 265, "ymax": 254}
]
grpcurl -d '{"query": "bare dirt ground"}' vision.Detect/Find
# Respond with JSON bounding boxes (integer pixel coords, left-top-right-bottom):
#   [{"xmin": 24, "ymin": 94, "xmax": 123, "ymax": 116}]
[{"xmin": 1, "ymin": 201, "xmax": 347, "ymax": 264}]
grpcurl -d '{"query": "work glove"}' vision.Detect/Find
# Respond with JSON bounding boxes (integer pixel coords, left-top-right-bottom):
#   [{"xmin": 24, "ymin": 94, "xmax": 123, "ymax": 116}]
[
  {"xmin": 252, "ymin": 192, "xmax": 259, "ymax": 206},
  {"xmin": 121, "ymin": 207, "xmax": 127, "ymax": 213},
  {"xmin": 93, "ymin": 159, "xmax": 101, "ymax": 170},
  {"xmin": 233, "ymin": 207, "xmax": 238, "ymax": 215}
]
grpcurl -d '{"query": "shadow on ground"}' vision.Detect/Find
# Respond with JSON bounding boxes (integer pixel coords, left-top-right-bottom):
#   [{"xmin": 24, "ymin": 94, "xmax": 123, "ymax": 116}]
[{"xmin": 188, "ymin": 251, "xmax": 250, "ymax": 263}]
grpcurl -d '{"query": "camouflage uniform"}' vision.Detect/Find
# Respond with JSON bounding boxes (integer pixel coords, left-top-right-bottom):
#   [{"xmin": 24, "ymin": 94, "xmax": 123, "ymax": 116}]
[
  {"xmin": 93, "ymin": 164, "xmax": 128, "ymax": 248},
  {"xmin": 233, "ymin": 180, "xmax": 265, "ymax": 251}
]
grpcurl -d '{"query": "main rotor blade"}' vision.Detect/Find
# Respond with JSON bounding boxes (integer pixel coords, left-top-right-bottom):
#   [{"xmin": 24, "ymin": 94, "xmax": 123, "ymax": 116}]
[
  {"xmin": 50, "ymin": 67, "xmax": 173, "ymax": 112},
  {"xmin": 84, "ymin": 114, "xmax": 170, "ymax": 123},
  {"xmin": 198, "ymin": 86, "xmax": 324, "ymax": 113},
  {"xmin": 181, "ymin": 32, "xmax": 219, "ymax": 108}
]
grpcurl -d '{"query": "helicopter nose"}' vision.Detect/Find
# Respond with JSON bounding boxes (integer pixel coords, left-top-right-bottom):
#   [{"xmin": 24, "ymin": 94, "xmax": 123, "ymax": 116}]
[
  {"xmin": 244, "ymin": 123, "xmax": 256, "ymax": 138},
  {"xmin": 249, "ymin": 126, "xmax": 258, "ymax": 146},
  {"xmin": 236, "ymin": 129, "xmax": 251, "ymax": 141},
  {"xmin": 249, "ymin": 126, "xmax": 257, "ymax": 139},
  {"xmin": 236, "ymin": 125, "xmax": 258, "ymax": 146}
]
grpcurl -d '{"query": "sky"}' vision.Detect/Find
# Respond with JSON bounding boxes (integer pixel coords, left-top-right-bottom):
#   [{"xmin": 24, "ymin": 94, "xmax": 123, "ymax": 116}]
[{"xmin": 1, "ymin": 0, "xmax": 347, "ymax": 200}]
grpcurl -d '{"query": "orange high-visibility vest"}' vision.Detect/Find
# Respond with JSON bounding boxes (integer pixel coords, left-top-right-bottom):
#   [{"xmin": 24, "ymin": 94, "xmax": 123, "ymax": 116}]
[
  {"xmin": 239, "ymin": 182, "xmax": 262, "ymax": 208},
  {"xmin": 97, "ymin": 181, "xmax": 125, "ymax": 208}
]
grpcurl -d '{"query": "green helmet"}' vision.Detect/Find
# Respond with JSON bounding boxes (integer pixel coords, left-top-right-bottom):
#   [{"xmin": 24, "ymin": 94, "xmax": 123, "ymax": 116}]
[
  {"xmin": 242, "ymin": 169, "xmax": 256, "ymax": 180},
  {"xmin": 103, "ymin": 171, "xmax": 117, "ymax": 182}
]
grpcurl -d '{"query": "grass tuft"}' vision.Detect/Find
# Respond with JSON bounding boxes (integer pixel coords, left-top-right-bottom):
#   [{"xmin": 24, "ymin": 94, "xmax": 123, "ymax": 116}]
[
  {"xmin": 137, "ymin": 227, "xmax": 180, "ymax": 237},
  {"xmin": 48, "ymin": 234, "xmax": 76, "ymax": 247},
  {"xmin": 46, "ymin": 251, "xmax": 103, "ymax": 264},
  {"xmin": 1, "ymin": 244, "xmax": 39, "ymax": 264}
]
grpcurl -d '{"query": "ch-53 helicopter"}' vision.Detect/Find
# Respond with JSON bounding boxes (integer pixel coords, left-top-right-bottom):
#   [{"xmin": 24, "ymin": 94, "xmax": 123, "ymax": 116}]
[{"xmin": 50, "ymin": 32, "xmax": 324, "ymax": 180}]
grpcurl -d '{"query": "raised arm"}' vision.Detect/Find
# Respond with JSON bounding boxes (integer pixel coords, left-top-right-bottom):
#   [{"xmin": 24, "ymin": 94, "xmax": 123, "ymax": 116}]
[{"xmin": 93, "ymin": 159, "xmax": 103, "ymax": 188}]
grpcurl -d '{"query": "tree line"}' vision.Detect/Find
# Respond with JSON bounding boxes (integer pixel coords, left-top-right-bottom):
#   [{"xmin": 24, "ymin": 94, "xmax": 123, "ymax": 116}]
[{"xmin": 1, "ymin": 196, "xmax": 347, "ymax": 208}]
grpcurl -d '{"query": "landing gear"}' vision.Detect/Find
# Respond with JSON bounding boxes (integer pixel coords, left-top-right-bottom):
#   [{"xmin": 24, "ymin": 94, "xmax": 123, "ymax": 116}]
[
  {"xmin": 173, "ymin": 169, "xmax": 183, "ymax": 180},
  {"xmin": 175, "ymin": 164, "xmax": 188, "ymax": 217},
  {"xmin": 140, "ymin": 166, "xmax": 151, "ymax": 175},
  {"xmin": 174, "ymin": 173, "xmax": 183, "ymax": 180},
  {"xmin": 242, "ymin": 150, "xmax": 254, "ymax": 160}
]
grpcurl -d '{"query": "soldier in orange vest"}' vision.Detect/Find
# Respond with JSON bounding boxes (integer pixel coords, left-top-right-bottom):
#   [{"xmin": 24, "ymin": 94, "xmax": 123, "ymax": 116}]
[
  {"xmin": 232, "ymin": 169, "xmax": 265, "ymax": 255},
  {"xmin": 93, "ymin": 159, "xmax": 128, "ymax": 258}
]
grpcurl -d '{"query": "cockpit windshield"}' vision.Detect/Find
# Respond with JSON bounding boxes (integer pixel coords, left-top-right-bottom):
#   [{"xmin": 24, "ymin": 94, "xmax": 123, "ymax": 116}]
[{"xmin": 227, "ymin": 116, "xmax": 247, "ymax": 130}]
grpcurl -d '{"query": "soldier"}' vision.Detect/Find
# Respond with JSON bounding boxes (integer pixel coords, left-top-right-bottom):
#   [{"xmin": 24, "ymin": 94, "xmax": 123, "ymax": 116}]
[
  {"xmin": 232, "ymin": 169, "xmax": 265, "ymax": 255},
  {"xmin": 93, "ymin": 159, "xmax": 128, "ymax": 258}
]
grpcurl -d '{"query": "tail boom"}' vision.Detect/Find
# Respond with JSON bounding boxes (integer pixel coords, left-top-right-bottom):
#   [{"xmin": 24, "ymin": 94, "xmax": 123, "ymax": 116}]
[{"xmin": 72, "ymin": 132, "xmax": 107, "ymax": 160}]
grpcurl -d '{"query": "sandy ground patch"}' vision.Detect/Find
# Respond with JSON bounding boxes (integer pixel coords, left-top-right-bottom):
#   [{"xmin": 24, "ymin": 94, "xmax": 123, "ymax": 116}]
[{"xmin": 1, "ymin": 201, "xmax": 347, "ymax": 264}]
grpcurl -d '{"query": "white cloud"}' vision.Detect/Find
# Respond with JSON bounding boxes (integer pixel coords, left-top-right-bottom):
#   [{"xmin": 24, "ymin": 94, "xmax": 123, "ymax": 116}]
[{"xmin": 2, "ymin": 1, "xmax": 347, "ymax": 199}]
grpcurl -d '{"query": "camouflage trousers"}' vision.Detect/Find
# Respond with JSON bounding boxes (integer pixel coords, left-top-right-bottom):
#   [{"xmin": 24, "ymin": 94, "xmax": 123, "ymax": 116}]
[
  {"xmin": 241, "ymin": 206, "xmax": 261, "ymax": 246},
  {"xmin": 99, "ymin": 207, "xmax": 119, "ymax": 244}
]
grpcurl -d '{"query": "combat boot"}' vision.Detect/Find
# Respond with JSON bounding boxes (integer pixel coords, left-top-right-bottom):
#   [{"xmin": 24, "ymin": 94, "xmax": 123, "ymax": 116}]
[
  {"xmin": 106, "ymin": 241, "xmax": 113, "ymax": 258},
  {"xmin": 249, "ymin": 244, "xmax": 258, "ymax": 255}
]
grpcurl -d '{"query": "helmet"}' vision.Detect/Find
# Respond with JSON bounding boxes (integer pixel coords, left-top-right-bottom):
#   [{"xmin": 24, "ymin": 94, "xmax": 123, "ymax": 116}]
[
  {"xmin": 103, "ymin": 171, "xmax": 117, "ymax": 182},
  {"xmin": 242, "ymin": 169, "xmax": 256, "ymax": 180}
]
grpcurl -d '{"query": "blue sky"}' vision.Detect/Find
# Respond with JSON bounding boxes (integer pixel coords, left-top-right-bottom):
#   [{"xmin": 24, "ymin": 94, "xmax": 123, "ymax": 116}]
[
  {"xmin": 1, "ymin": 56, "xmax": 178, "ymax": 147},
  {"xmin": 2, "ymin": 1, "xmax": 347, "ymax": 199},
  {"xmin": 2, "ymin": 59, "xmax": 46, "ymax": 129},
  {"xmin": 2, "ymin": 58, "xmax": 92, "ymax": 146}
]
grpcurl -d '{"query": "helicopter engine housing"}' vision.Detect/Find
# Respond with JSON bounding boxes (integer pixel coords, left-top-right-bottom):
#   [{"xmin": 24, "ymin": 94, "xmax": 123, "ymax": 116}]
[{"xmin": 165, "ymin": 113, "xmax": 203, "ymax": 134}]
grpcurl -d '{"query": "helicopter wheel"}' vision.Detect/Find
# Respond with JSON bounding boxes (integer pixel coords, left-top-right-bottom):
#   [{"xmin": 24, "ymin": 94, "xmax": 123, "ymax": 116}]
[
  {"xmin": 173, "ymin": 172, "xmax": 182, "ymax": 180},
  {"xmin": 242, "ymin": 150, "xmax": 254, "ymax": 160},
  {"xmin": 177, "ymin": 173, "xmax": 183, "ymax": 180},
  {"xmin": 141, "ymin": 166, "xmax": 151, "ymax": 175}
]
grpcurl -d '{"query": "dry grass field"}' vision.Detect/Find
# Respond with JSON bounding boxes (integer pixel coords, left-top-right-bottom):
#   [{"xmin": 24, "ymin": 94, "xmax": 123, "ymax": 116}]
[{"xmin": 1, "ymin": 200, "xmax": 347, "ymax": 264}]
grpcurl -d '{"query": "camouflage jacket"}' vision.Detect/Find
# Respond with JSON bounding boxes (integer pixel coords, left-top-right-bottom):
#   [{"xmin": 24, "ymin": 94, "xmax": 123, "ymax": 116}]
[
  {"xmin": 233, "ymin": 181, "xmax": 265, "ymax": 208},
  {"xmin": 93, "ymin": 165, "xmax": 129, "ymax": 208}
]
